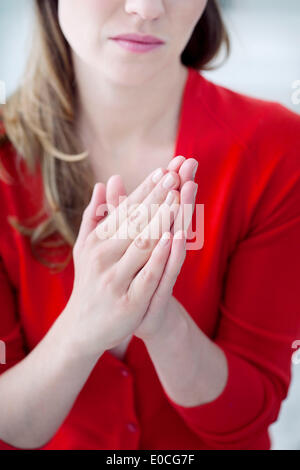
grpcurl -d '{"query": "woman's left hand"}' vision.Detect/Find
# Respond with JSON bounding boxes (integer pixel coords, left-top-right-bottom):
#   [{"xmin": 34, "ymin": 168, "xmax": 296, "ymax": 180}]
[
  {"xmin": 102, "ymin": 156, "xmax": 198, "ymax": 342},
  {"xmin": 134, "ymin": 178, "xmax": 198, "ymax": 342},
  {"xmin": 133, "ymin": 231, "xmax": 188, "ymax": 342}
]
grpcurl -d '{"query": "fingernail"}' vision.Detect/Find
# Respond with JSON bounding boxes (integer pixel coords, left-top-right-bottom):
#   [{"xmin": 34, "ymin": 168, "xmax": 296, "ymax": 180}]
[
  {"xmin": 152, "ymin": 168, "xmax": 164, "ymax": 183},
  {"xmin": 192, "ymin": 163, "xmax": 198, "ymax": 179},
  {"xmin": 165, "ymin": 191, "xmax": 175, "ymax": 205},
  {"xmin": 163, "ymin": 173, "xmax": 176, "ymax": 189},
  {"xmin": 159, "ymin": 232, "xmax": 171, "ymax": 246},
  {"xmin": 168, "ymin": 155, "xmax": 185, "ymax": 170}
]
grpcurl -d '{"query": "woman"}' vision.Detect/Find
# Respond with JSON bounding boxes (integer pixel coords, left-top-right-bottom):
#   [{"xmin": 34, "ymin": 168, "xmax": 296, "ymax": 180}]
[{"xmin": 0, "ymin": 0, "xmax": 299, "ymax": 450}]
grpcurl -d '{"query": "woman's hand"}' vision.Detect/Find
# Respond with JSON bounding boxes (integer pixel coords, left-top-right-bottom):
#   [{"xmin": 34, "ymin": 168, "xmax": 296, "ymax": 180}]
[
  {"xmin": 63, "ymin": 166, "xmax": 182, "ymax": 360},
  {"xmin": 106, "ymin": 155, "xmax": 198, "ymax": 237},
  {"xmin": 104, "ymin": 156, "xmax": 198, "ymax": 342}
]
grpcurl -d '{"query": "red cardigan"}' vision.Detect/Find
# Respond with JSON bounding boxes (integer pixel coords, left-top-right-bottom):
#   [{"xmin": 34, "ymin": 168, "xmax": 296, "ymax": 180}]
[{"xmin": 0, "ymin": 67, "xmax": 300, "ymax": 450}]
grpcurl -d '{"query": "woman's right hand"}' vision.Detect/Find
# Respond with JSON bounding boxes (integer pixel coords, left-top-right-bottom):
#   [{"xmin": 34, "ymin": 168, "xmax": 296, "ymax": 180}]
[{"xmin": 63, "ymin": 167, "xmax": 181, "ymax": 360}]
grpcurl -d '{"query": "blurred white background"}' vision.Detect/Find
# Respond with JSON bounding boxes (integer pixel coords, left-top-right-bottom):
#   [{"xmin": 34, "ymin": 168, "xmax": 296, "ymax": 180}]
[
  {"xmin": 0, "ymin": 0, "xmax": 299, "ymax": 450},
  {"xmin": 206, "ymin": 0, "xmax": 300, "ymax": 115}
]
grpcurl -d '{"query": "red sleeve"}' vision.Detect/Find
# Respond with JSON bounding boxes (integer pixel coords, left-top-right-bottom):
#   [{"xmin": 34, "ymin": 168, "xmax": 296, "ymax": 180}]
[
  {"xmin": 164, "ymin": 108, "xmax": 300, "ymax": 449},
  {"xmin": 0, "ymin": 256, "xmax": 27, "ymax": 377},
  {"xmin": 0, "ymin": 138, "xmax": 43, "ymax": 450},
  {"xmin": 0, "ymin": 254, "xmax": 29, "ymax": 450},
  {"xmin": 0, "ymin": 219, "xmax": 46, "ymax": 451}
]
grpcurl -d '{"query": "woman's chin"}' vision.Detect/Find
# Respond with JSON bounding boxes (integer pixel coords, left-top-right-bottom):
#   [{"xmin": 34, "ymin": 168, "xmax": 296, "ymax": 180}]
[{"xmin": 100, "ymin": 64, "xmax": 163, "ymax": 87}]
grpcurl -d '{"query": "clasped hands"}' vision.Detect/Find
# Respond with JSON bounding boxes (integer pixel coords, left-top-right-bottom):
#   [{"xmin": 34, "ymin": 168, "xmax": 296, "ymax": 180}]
[{"xmin": 71, "ymin": 155, "xmax": 198, "ymax": 357}]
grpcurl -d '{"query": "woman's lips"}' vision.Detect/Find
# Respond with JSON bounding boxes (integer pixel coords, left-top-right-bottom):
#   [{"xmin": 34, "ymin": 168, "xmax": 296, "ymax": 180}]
[
  {"xmin": 110, "ymin": 38, "xmax": 164, "ymax": 53},
  {"xmin": 111, "ymin": 33, "xmax": 164, "ymax": 43},
  {"xmin": 109, "ymin": 33, "xmax": 165, "ymax": 54}
]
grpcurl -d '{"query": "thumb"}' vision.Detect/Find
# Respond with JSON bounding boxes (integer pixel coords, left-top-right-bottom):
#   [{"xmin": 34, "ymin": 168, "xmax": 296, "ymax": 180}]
[
  {"xmin": 76, "ymin": 182, "xmax": 107, "ymax": 249},
  {"xmin": 106, "ymin": 174, "xmax": 127, "ymax": 213}
]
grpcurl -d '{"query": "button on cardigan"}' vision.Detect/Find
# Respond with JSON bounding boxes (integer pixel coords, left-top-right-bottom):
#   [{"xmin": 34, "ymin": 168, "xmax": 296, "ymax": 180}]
[{"xmin": 0, "ymin": 67, "xmax": 300, "ymax": 450}]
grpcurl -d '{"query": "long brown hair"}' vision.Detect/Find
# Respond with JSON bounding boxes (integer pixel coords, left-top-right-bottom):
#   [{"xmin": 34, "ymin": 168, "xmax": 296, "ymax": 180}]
[{"xmin": 0, "ymin": 0, "xmax": 230, "ymax": 273}]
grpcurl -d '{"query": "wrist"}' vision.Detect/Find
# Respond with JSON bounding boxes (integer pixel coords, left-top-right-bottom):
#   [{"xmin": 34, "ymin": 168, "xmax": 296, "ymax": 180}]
[
  {"xmin": 50, "ymin": 306, "xmax": 104, "ymax": 368},
  {"xmin": 144, "ymin": 298, "xmax": 190, "ymax": 351}
]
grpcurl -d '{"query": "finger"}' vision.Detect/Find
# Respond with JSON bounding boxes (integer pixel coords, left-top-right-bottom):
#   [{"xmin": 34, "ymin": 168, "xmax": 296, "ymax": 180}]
[
  {"xmin": 76, "ymin": 183, "xmax": 106, "ymax": 250},
  {"xmin": 177, "ymin": 158, "xmax": 198, "ymax": 190},
  {"xmin": 107, "ymin": 171, "xmax": 180, "ymax": 257},
  {"xmin": 93, "ymin": 167, "xmax": 168, "ymax": 243},
  {"xmin": 128, "ymin": 231, "xmax": 173, "ymax": 307},
  {"xmin": 167, "ymin": 155, "xmax": 186, "ymax": 172},
  {"xmin": 113, "ymin": 190, "xmax": 180, "ymax": 291},
  {"xmin": 93, "ymin": 158, "xmax": 198, "ymax": 243},
  {"xmin": 106, "ymin": 174, "xmax": 127, "ymax": 212},
  {"xmin": 172, "ymin": 181, "xmax": 198, "ymax": 238},
  {"xmin": 145, "ymin": 230, "xmax": 187, "ymax": 306}
]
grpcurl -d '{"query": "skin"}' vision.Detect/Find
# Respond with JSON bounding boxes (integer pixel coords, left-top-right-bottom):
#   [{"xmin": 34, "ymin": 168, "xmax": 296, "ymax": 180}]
[
  {"xmin": 0, "ymin": 0, "xmax": 228, "ymax": 449},
  {"xmin": 69, "ymin": 164, "xmax": 187, "ymax": 355}
]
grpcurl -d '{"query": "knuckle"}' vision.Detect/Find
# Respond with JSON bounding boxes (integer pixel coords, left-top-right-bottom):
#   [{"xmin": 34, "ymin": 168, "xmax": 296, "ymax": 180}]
[
  {"xmin": 153, "ymin": 253, "xmax": 165, "ymax": 268},
  {"xmin": 95, "ymin": 221, "xmax": 112, "ymax": 240},
  {"xmin": 89, "ymin": 243, "xmax": 107, "ymax": 269},
  {"xmin": 134, "ymin": 235, "xmax": 151, "ymax": 251},
  {"xmin": 129, "ymin": 209, "xmax": 141, "ymax": 223},
  {"xmin": 131, "ymin": 220, "xmax": 146, "ymax": 237},
  {"xmin": 127, "ymin": 201, "xmax": 139, "ymax": 217},
  {"xmin": 127, "ymin": 220, "xmax": 141, "ymax": 237},
  {"xmin": 141, "ymin": 267, "xmax": 156, "ymax": 285},
  {"xmin": 101, "ymin": 267, "xmax": 116, "ymax": 289},
  {"xmin": 128, "ymin": 209, "xmax": 148, "ymax": 233}
]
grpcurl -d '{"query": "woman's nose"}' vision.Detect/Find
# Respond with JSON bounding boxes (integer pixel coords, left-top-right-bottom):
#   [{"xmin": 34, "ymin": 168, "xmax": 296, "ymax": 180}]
[{"xmin": 124, "ymin": 0, "xmax": 164, "ymax": 21}]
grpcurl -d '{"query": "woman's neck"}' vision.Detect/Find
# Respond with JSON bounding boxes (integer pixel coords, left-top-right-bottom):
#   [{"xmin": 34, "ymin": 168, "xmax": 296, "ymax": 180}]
[{"xmin": 73, "ymin": 56, "xmax": 188, "ymax": 159}]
